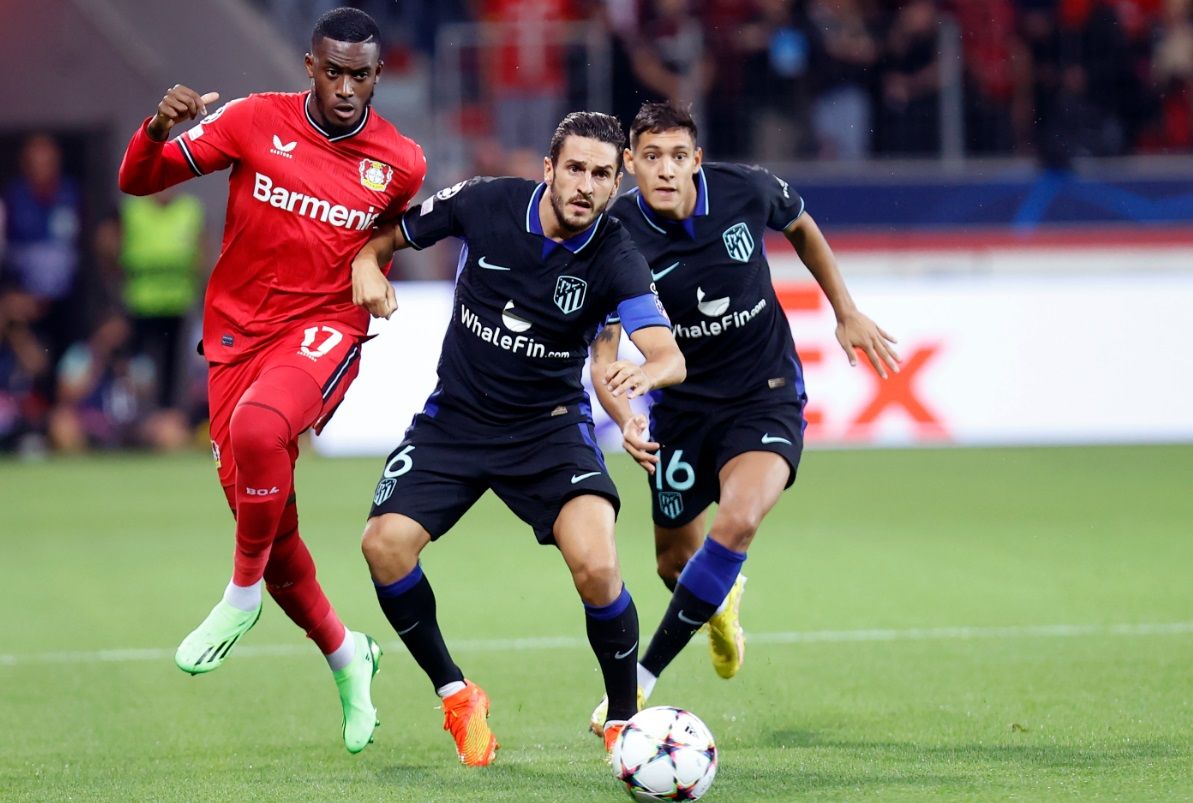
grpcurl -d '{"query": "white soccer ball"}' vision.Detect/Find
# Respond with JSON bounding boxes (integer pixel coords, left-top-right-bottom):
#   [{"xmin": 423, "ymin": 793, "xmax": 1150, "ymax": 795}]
[{"xmin": 611, "ymin": 706, "xmax": 718, "ymax": 801}]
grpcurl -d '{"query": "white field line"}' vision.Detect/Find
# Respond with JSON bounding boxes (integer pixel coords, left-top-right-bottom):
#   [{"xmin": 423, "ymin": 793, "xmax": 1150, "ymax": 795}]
[{"xmin": 2, "ymin": 622, "xmax": 1191, "ymax": 668}]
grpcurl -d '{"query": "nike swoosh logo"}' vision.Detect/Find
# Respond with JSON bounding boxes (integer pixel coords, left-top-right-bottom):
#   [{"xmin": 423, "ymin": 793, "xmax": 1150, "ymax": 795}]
[
  {"xmin": 478, "ymin": 256, "xmax": 510, "ymax": 271},
  {"xmin": 761, "ymin": 434, "xmax": 792, "ymax": 445},
  {"xmin": 651, "ymin": 261, "xmax": 679, "ymax": 281},
  {"xmin": 396, "ymin": 621, "xmax": 420, "ymax": 636},
  {"xmin": 571, "ymin": 471, "xmax": 601, "ymax": 484},
  {"xmin": 614, "ymin": 641, "xmax": 638, "ymax": 660},
  {"xmin": 677, "ymin": 610, "xmax": 704, "ymax": 626}
]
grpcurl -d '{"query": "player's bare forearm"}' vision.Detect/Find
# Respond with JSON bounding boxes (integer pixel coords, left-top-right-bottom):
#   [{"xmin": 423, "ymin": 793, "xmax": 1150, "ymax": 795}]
[
  {"xmin": 353, "ymin": 226, "xmax": 397, "ymax": 272},
  {"xmin": 593, "ymin": 322, "xmax": 663, "ymax": 473},
  {"xmin": 628, "ymin": 325, "xmax": 686, "ymax": 392},
  {"xmin": 784, "ymin": 213, "xmax": 859, "ymax": 321},
  {"xmin": 590, "ymin": 323, "xmax": 634, "ymax": 429},
  {"xmin": 785, "ymin": 213, "xmax": 901, "ymax": 377},
  {"xmin": 351, "ymin": 225, "xmax": 401, "ymax": 319}
]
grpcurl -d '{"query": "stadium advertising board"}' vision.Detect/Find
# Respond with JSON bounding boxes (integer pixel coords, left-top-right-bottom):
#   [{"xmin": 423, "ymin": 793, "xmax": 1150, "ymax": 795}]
[{"xmin": 313, "ymin": 271, "xmax": 1193, "ymax": 455}]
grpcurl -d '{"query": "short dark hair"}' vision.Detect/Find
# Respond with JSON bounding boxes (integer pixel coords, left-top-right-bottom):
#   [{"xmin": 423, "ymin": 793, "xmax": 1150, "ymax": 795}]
[
  {"xmin": 548, "ymin": 111, "xmax": 626, "ymax": 170},
  {"xmin": 311, "ymin": 7, "xmax": 381, "ymax": 49},
  {"xmin": 630, "ymin": 101, "xmax": 698, "ymax": 149}
]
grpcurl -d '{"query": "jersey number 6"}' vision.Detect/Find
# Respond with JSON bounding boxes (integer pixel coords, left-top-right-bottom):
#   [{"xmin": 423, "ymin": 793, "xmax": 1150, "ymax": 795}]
[
  {"xmin": 384, "ymin": 445, "xmax": 416, "ymax": 478},
  {"xmin": 655, "ymin": 449, "xmax": 695, "ymax": 492}
]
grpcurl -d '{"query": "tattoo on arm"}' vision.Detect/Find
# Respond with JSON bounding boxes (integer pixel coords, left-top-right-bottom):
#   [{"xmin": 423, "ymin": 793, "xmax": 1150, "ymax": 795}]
[{"xmin": 590, "ymin": 324, "xmax": 618, "ymax": 358}]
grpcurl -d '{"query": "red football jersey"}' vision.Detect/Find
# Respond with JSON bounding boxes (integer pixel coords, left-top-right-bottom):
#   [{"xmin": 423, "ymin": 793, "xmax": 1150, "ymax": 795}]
[{"xmin": 118, "ymin": 92, "xmax": 425, "ymax": 364}]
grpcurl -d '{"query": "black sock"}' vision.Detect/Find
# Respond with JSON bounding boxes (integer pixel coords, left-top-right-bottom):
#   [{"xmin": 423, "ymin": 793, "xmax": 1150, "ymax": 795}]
[
  {"xmin": 375, "ymin": 566, "xmax": 464, "ymax": 690},
  {"xmin": 640, "ymin": 583, "xmax": 718, "ymax": 678},
  {"xmin": 585, "ymin": 586, "xmax": 640, "ymax": 723}
]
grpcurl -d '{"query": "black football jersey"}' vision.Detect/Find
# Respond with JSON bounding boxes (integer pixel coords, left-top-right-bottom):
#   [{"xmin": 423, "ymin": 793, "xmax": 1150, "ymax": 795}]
[
  {"xmin": 608, "ymin": 163, "xmax": 807, "ymax": 407},
  {"xmin": 400, "ymin": 176, "xmax": 666, "ymax": 427}
]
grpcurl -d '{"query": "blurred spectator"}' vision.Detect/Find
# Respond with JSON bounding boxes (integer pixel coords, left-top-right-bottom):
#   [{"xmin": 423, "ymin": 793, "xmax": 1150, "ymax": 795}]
[
  {"xmin": 113, "ymin": 189, "xmax": 206, "ymax": 411},
  {"xmin": 808, "ymin": 0, "xmax": 881, "ymax": 161},
  {"xmin": 878, "ymin": 0, "xmax": 941, "ymax": 155},
  {"xmin": 1034, "ymin": 0, "xmax": 1141, "ymax": 164},
  {"xmin": 1141, "ymin": 0, "xmax": 1193, "ymax": 150},
  {"xmin": 48, "ymin": 311, "xmax": 189, "ymax": 453},
  {"xmin": 700, "ymin": 0, "xmax": 755, "ymax": 156},
  {"xmin": 739, "ymin": 0, "xmax": 814, "ymax": 160},
  {"xmin": 1, "ymin": 134, "xmax": 83, "ymax": 361},
  {"xmin": 622, "ymin": 0, "xmax": 713, "ymax": 115},
  {"xmin": 1017, "ymin": 0, "xmax": 1065, "ymax": 154},
  {"xmin": 480, "ymin": 0, "xmax": 578, "ymax": 151},
  {"xmin": 0, "ymin": 290, "xmax": 50, "ymax": 455},
  {"xmin": 950, "ymin": 0, "xmax": 1033, "ymax": 154}
]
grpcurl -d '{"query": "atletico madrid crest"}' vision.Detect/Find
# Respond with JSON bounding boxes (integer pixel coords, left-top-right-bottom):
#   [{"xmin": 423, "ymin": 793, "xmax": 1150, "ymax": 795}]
[{"xmin": 359, "ymin": 159, "xmax": 393, "ymax": 191}]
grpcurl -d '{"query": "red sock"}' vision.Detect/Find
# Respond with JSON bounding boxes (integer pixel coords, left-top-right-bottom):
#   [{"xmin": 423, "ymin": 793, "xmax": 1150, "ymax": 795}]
[
  {"xmin": 265, "ymin": 504, "xmax": 347, "ymax": 655},
  {"xmin": 228, "ymin": 367, "xmax": 321, "ymax": 587}
]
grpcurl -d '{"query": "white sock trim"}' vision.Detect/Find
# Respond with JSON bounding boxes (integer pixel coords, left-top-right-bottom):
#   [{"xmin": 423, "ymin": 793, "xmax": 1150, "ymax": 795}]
[
  {"xmin": 637, "ymin": 664, "xmax": 657, "ymax": 699},
  {"xmin": 223, "ymin": 580, "xmax": 262, "ymax": 612},
  {"xmin": 437, "ymin": 680, "xmax": 467, "ymax": 698},
  {"xmin": 325, "ymin": 628, "xmax": 355, "ymax": 671}
]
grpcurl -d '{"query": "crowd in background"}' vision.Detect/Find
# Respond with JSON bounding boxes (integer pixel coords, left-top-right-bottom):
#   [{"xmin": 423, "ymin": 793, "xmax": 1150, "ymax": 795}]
[
  {"xmin": 3, "ymin": 0, "xmax": 1192, "ymax": 457},
  {"xmin": 259, "ymin": 0, "xmax": 1193, "ymax": 163},
  {"xmin": 0, "ymin": 135, "xmax": 205, "ymax": 457}
]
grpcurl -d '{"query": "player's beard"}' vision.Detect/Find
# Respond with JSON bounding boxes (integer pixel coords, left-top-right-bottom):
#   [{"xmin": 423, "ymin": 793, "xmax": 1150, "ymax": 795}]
[{"xmin": 548, "ymin": 181, "xmax": 603, "ymax": 235}]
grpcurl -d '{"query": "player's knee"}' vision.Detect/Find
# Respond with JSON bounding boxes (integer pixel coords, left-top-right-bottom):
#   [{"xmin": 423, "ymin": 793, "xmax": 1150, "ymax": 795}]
[
  {"xmin": 710, "ymin": 506, "xmax": 762, "ymax": 550},
  {"xmin": 229, "ymin": 402, "xmax": 290, "ymax": 457},
  {"xmin": 655, "ymin": 552, "xmax": 687, "ymax": 586},
  {"xmin": 361, "ymin": 515, "xmax": 422, "ymax": 578},
  {"xmin": 572, "ymin": 559, "xmax": 621, "ymax": 604}
]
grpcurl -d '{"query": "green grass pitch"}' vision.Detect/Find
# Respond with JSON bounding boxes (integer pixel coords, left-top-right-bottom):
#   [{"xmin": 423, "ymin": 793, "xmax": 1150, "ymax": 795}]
[{"xmin": 1, "ymin": 445, "xmax": 1191, "ymax": 801}]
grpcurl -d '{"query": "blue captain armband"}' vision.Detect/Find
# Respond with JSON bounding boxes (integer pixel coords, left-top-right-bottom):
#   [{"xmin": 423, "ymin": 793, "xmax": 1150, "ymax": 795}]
[{"xmin": 616, "ymin": 293, "xmax": 671, "ymax": 334}]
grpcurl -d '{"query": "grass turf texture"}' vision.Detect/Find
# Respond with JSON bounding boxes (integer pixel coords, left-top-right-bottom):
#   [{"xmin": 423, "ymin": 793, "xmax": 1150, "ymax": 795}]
[{"xmin": 1, "ymin": 445, "xmax": 1190, "ymax": 801}]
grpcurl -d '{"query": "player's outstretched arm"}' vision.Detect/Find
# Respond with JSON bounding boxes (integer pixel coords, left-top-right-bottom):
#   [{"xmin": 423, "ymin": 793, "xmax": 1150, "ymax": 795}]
[
  {"xmin": 118, "ymin": 85, "xmax": 220, "ymax": 196},
  {"xmin": 351, "ymin": 224, "xmax": 409, "ymax": 320},
  {"xmin": 784, "ymin": 213, "xmax": 901, "ymax": 379},
  {"xmin": 590, "ymin": 323, "xmax": 660, "ymax": 473}
]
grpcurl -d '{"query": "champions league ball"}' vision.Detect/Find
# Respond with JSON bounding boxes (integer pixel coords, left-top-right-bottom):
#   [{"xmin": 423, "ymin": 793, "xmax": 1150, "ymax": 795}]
[{"xmin": 611, "ymin": 706, "xmax": 718, "ymax": 801}]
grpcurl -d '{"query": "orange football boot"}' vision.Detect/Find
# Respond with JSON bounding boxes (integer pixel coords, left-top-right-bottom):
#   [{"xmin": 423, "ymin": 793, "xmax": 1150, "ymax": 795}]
[{"xmin": 441, "ymin": 681, "xmax": 498, "ymax": 766}]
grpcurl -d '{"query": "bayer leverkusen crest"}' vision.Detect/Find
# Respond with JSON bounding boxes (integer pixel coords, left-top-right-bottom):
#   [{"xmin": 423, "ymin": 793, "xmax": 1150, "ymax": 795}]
[{"xmin": 359, "ymin": 159, "xmax": 393, "ymax": 191}]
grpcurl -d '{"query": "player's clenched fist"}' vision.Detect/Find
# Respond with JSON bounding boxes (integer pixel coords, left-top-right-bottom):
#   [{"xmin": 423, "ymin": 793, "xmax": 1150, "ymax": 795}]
[
  {"xmin": 352, "ymin": 261, "xmax": 398, "ymax": 319},
  {"xmin": 147, "ymin": 85, "xmax": 221, "ymax": 142}
]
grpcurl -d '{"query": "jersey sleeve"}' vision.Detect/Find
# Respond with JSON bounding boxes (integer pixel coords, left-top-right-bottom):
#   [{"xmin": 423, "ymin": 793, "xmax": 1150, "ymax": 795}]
[
  {"xmin": 175, "ymin": 96, "xmax": 254, "ymax": 177},
  {"xmin": 118, "ymin": 96, "xmax": 253, "ymax": 196},
  {"xmin": 117, "ymin": 120, "xmax": 199, "ymax": 196},
  {"xmin": 601, "ymin": 229, "xmax": 670, "ymax": 333},
  {"xmin": 748, "ymin": 165, "xmax": 805, "ymax": 231},
  {"xmin": 398, "ymin": 176, "xmax": 485, "ymax": 250}
]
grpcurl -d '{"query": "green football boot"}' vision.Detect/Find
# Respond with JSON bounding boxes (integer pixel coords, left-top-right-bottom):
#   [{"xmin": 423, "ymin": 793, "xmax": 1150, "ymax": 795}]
[
  {"xmin": 175, "ymin": 598, "xmax": 262, "ymax": 675},
  {"xmin": 334, "ymin": 632, "xmax": 383, "ymax": 754}
]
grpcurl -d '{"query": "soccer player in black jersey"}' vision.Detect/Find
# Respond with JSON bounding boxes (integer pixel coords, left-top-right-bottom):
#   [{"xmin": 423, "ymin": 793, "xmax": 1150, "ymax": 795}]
[
  {"xmin": 348, "ymin": 111, "xmax": 686, "ymax": 764},
  {"xmin": 588, "ymin": 101, "xmax": 900, "ymax": 729}
]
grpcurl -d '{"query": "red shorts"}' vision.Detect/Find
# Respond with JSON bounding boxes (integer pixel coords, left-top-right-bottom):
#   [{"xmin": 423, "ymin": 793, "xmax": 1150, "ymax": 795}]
[{"xmin": 208, "ymin": 319, "xmax": 367, "ymax": 489}]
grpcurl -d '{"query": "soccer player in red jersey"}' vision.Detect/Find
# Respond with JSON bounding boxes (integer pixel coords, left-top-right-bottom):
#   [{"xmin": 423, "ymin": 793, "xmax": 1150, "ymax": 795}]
[{"xmin": 117, "ymin": 7, "xmax": 425, "ymax": 753}]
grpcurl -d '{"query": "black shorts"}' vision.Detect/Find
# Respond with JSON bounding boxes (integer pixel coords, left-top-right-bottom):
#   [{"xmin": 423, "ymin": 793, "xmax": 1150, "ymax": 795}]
[
  {"xmin": 369, "ymin": 412, "xmax": 620, "ymax": 545},
  {"xmin": 647, "ymin": 397, "xmax": 805, "ymax": 528}
]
